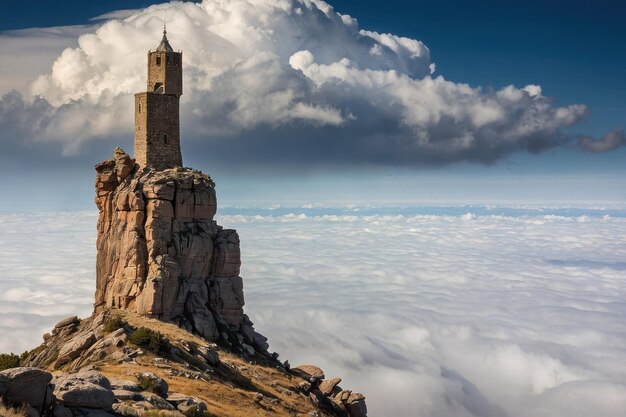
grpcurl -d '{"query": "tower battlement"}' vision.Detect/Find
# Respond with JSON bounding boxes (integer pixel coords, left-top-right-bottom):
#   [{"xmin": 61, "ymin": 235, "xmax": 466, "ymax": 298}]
[{"xmin": 134, "ymin": 27, "xmax": 183, "ymax": 170}]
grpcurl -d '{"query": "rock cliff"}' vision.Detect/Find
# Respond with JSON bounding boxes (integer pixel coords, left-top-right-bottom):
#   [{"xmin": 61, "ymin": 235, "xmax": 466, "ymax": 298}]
[
  {"xmin": 0, "ymin": 148, "xmax": 367, "ymax": 417},
  {"xmin": 94, "ymin": 148, "xmax": 259, "ymax": 349}
]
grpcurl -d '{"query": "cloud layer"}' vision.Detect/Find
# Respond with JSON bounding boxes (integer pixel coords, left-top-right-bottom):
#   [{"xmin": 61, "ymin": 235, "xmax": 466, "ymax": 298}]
[
  {"xmin": 1, "ymin": 0, "xmax": 618, "ymax": 166},
  {"xmin": 1, "ymin": 206, "xmax": 625, "ymax": 417}
]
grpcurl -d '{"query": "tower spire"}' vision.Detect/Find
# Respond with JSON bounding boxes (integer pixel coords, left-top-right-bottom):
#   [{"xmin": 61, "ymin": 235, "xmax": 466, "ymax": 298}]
[{"xmin": 156, "ymin": 17, "xmax": 174, "ymax": 52}]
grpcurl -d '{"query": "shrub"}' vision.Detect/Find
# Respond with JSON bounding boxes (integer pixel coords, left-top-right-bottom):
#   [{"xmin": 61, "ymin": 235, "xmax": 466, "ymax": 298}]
[
  {"xmin": 129, "ymin": 327, "xmax": 169, "ymax": 354},
  {"xmin": 184, "ymin": 406, "xmax": 218, "ymax": 417},
  {"xmin": 136, "ymin": 373, "xmax": 167, "ymax": 396},
  {"xmin": 0, "ymin": 353, "xmax": 21, "ymax": 371},
  {"xmin": 103, "ymin": 316, "xmax": 126, "ymax": 333}
]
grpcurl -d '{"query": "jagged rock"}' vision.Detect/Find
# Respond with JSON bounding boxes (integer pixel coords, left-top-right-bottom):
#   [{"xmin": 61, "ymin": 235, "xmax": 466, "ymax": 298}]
[
  {"xmin": 57, "ymin": 332, "xmax": 96, "ymax": 365},
  {"xmin": 114, "ymin": 147, "xmax": 135, "ymax": 181},
  {"xmin": 166, "ymin": 392, "xmax": 208, "ymax": 413},
  {"xmin": 54, "ymin": 370, "xmax": 115, "ymax": 409},
  {"xmin": 293, "ymin": 364, "xmax": 326, "ymax": 380},
  {"xmin": 332, "ymin": 390, "xmax": 367, "ymax": 417},
  {"xmin": 0, "ymin": 367, "xmax": 53, "ymax": 411},
  {"xmin": 319, "ymin": 377, "xmax": 342, "ymax": 396}
]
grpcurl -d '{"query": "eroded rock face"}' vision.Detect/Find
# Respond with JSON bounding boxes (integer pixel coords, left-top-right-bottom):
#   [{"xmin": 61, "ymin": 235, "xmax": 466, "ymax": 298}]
[{"xmin": 94, "ymin": 149, "xmax": 245, "ymax": 341}]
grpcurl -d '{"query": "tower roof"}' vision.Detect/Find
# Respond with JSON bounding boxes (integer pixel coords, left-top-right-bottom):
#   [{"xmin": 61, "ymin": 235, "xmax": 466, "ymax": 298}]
[{"xmin": 156, "ymin": 26, "xmax": 174, "ymax": 52}]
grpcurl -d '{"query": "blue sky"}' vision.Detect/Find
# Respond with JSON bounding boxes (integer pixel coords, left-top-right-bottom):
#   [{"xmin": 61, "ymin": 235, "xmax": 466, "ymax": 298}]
[{"xmin": 0, "ymin": 0, "xmax": 624, "ymax": 209}]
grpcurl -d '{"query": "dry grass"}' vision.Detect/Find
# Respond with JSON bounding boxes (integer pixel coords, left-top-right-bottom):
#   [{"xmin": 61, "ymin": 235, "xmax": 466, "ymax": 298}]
[
  {"xmin": 0, "ymin": 403, "xmax": 28, "ymax": 417},
  {"xmin": 99, "ymin": 310, "xmax": 317, "ymax": 417}
]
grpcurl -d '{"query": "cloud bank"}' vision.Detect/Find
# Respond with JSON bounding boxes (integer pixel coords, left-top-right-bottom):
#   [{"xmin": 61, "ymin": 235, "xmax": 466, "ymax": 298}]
[
  {"xmin": 0, "ymin": 0, "xmax": 618, "ymax": 167},
  {"xmin": 1, "ymin": 207, "xmax": 625, "ymax": 417}
]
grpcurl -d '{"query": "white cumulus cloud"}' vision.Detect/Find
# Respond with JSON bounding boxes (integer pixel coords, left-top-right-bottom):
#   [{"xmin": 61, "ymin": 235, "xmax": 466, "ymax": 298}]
[{"xmin": 0, "ymin": 0, "xmax": 610, "ymax": 165}]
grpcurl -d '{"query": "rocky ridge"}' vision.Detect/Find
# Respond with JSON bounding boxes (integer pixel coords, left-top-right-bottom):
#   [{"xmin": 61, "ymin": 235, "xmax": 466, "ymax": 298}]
[{"xmin": 1, "ymin": 148, "xmax": 367, "ymax": 417}]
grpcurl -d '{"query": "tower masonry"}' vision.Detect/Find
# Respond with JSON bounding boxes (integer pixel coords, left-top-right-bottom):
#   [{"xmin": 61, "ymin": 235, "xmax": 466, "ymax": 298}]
[{"xmin": 134, "ymin": 27, "xmax": 183, "ymax": 170}]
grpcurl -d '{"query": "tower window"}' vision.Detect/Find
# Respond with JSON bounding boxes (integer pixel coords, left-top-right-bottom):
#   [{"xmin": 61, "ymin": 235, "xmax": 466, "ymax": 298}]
[
  {"xmin": 166, "ymin": 55, "xmax": 170, "ymax": 64},
  {"xmin": 156, "ymin": 56, "xmax": 161, "ymax": 66},
  {"xmin": 164, "ymin": 134, "xmax": 168, "ymax": 145},
  {"xmin": 138, "ymin": 102, "xmax": 141, "ymax": 113}
]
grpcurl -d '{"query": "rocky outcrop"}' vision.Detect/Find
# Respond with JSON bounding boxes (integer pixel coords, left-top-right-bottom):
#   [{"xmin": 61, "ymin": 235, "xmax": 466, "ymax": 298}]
[
  {"xmin": 4, "ymin": 147, "xmax": 368, "ymax": 416},
  {"xmin": 294, "ymin": 365, "xmax": 368, "ymax": 417},
  {"xmin": 53, "ymin": 370, "xmax": 116, "ymax": 409},
  {"xmin": 0, "ymin": 367, "xmax": 53, "ymax": 412},
  {"xmin": 94, "ymin": 148, "xmax": 249, "ymax": 344}
]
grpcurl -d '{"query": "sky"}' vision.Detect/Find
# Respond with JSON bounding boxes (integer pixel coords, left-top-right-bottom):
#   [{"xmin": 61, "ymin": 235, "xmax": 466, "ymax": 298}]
[
  {"xmin": 1, "ymin": 3, "xmax": 625, "ymax": 416},
  {"xmin": 0, "ymin": 0, "xmax": 624, "ymax": 210}
]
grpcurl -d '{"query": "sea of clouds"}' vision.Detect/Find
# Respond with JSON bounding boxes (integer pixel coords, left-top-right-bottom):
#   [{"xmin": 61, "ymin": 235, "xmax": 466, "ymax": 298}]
[{"xmin": 1, "ymin": 206, "xmax": 625, "ymax": 417}]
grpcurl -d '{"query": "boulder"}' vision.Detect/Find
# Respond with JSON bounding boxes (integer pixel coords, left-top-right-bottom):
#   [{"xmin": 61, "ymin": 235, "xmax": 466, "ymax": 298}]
[
  {"xmin": 109, "ymin": 377, "xmax": 142, "ymax": 392},
  {"xmin": 0, "ymin": 380, "xmax": 6, "ymax": 396},
  {"xmin": 333, "ymin": 390, "xmax": 367, "ymax": 417},
  {"xmin": 68, "ymin": 409, "xmax": 117, "ymax": 417},
  {"xmin": 54, "ymin": 371, "xmax": 115, "ymax": 409},
  {"xmin": 55, "ymin": 370, "xmax": 112, "ymax": 390},
  {"xmin": 166, "ymin": 392, "xmax": 208, "ymax": 413},
  {"xmin": 52, "ymin": 404, "xmax": 73, "ymax": 417},
  {"xmin": 142, "ymin": 392, "xmax": 176, "ymax": 410},
  {"xmin": 54, "ymin": 316, "xmax": 80, "ymax": 329},
  {"xmin": 113, "ymin": 389, "xmax": 145, "ymax": 401},
  {"xmin": 57, "ymin": 332, "xmax": 96, "ymax": 365},
  {"xmin": 196, "ymin": 345, "xmax": 220, "ymax": 366},
  {"xmin": 112, "ymin": 403, "xmax": 140, "ymax": 417},
  {"xmin": 293, "ymin": 364, "xmax": 325, "ymax": 380},
  {"xmin": 319, "ymin": 377, "xmax": 342, "ymax": 396},
  {"xmin": 0, "ymin": 367, "xmax": 53, "ymax": 410},
  {"xmin": 24, "ymin": 405, "xmax": 40, "ymax": 417}
]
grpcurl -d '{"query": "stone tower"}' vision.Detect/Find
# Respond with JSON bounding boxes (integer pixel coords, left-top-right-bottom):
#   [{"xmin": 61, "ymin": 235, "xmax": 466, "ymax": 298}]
[{"xmin": 134, "ymin": 26, "xmax": 183, "ymax": 170}]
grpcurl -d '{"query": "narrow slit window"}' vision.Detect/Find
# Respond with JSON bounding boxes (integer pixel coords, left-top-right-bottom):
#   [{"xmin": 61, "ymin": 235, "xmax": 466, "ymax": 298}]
[
  {"xmin": 156, "ymin": 56, "xmax": 161, "ymax": 66},
  {"xmin": 138, "ymin": 103, "xmax": 141, "ymax": 113},
  {"xmin": 164, "ymin": 134, "xmax": 168, "ymax": 145}
]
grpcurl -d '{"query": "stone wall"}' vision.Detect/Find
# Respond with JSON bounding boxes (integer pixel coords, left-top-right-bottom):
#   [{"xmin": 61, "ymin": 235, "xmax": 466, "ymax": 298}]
[
  {"xmin": 134, "ymin": 92, "xmax": 182, "ymax": 170},
  {"xmin": 94, "ymin": 148, "xmax": 245, "ymax": 341},
  {"xmin": 147, "ymin": 51, "xmax": 182, "ymax": 97}
]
